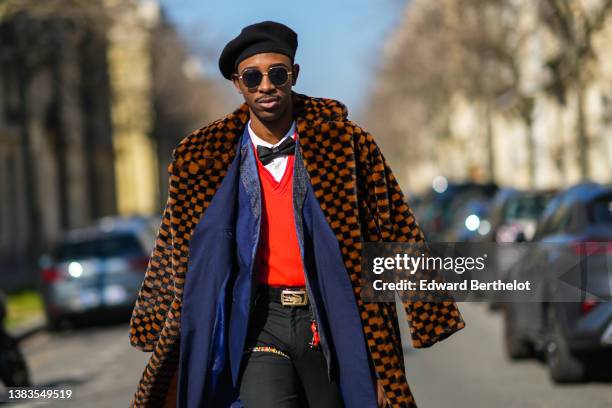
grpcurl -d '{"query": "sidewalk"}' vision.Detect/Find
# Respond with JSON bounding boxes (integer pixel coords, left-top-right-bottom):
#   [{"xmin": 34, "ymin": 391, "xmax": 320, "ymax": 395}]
[
  {"xmin": 8, "ymin": 315, "xmax": 46, "ymax": 342},
  {"xmin": 4, "ymin": 290, "xmax": 47, "ymax": 342}
]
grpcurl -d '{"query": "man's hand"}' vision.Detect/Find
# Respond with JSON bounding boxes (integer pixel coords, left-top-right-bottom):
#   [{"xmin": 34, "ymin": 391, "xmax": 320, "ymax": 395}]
[{"xmin": 377, "ymin": 379, "xmax": 388, "ymax": 407}]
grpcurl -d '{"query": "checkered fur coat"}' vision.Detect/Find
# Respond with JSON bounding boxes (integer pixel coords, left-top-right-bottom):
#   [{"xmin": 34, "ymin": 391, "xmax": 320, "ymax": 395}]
[{"xmin": 128, "ymin": 92, "xmax": 465, "ymax": 407}]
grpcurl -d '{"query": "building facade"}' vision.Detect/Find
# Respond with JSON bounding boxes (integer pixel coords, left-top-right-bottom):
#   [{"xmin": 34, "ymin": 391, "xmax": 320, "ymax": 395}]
[{"xmin": 368, "ymin": 0, "xmax": 612, "ymax": 194}]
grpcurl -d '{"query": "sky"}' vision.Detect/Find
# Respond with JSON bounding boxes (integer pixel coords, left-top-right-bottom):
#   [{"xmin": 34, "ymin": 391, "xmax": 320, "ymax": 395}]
[{"xmin": 157, "ymin": 0, "xmax": 406, "ymax": 118}]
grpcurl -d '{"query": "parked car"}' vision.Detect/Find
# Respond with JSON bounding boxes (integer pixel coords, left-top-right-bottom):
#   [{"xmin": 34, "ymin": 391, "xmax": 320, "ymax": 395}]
[
  {"xmin": 484, "ymin": 188, "xmax": 556, "ymax": 243},
  {"xmin": 503, "ymin": 183, "xmax": 612, "ymax": 382},
  {"xmin": 39, "ymin": 215, "xmax": 158, "ymax": 330},
  {"xmin": 484, "ymin": 189, "xmax": 556, "ymax": 309},
  {"xmin": 416, "ymin": 181, "xmax": 498, "ymax": 242},
  {"xmin": 443, "ymin": 198, "xmax": 492, "ymax": 242}
]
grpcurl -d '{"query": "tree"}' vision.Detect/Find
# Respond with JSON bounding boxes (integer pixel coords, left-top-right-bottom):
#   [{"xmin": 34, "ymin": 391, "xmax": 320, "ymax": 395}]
[
  {"xmin": 367, "ymin": 0, "xmax": 532, "ymax": 185},
  {"xmin": 0, "ymin": 0, "xmax": 112, "ymax": 274},
  {"xmin": 538, "ymin": 0, "xmax": 612, "ymax": 179},
  {"xmin": 365, "ymin": 1, "xmax": 458, "ymax": 182},
  {"xmin": 149, "ymin": 16, "xmax": 234, "ymax": 206}
]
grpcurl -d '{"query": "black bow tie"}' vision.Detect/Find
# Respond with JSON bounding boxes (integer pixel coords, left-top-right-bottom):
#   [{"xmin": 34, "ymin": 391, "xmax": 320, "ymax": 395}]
[{"xmin": 256, "ymin": 137, "xmax": 295, "ymax": 165}]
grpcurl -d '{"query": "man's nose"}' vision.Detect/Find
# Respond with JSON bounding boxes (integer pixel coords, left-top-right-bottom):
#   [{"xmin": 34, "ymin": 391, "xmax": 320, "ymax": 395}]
[{"xmin": 258, "ymin": 73, "xmax": 275, "ymax": 92}]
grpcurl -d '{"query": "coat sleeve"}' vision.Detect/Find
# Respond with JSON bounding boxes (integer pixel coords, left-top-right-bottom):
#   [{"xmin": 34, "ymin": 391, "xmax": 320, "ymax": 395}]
[
  {"xmin": 129, "ymin": 163, "xmax": 177, "ymax": 351},
  {"xmin": 354, "ymin": 125, "xmax": 466, "ymax": 349}
]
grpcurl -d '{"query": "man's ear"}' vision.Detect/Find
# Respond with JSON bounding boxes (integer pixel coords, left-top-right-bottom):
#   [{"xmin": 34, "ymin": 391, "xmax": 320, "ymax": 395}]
[{"xmin": 292, "ymin": 64, "xmax": 300, "ymax": 86}]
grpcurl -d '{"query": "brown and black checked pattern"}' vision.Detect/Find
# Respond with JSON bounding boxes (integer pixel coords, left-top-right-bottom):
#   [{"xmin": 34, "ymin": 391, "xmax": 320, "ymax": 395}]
[{"xmin": 128, "ymin": 93, "xmax": 465, "ymax": 408}]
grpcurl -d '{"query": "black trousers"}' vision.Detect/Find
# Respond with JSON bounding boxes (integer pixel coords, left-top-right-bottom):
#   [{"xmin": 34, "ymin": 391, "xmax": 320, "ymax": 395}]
[{"xmin": 238, "ymin": 286, "xmax": 344, "ymax": 408}]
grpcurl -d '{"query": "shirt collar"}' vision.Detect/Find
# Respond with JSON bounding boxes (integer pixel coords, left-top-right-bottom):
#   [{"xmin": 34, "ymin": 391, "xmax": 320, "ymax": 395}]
[{"xmin": 247, "ymin": 120, "xmax": 296, "ymax": 148}]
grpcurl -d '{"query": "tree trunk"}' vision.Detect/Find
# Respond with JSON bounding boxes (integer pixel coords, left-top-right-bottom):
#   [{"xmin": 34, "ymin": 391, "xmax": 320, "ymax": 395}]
[
  {"xmin": 50, "ymin": 53, "xmax": 70, "ymax": 231},
  {"xmin": 521, "ymin": 102, "xmax": 536, "ymax": 188},
  {"xmin": 575, "ymin": 70, "xmax": 589, "ymax": 180},
  {"xmin": 485, "ymin": 100, "xmax": 495, "ymax": 182},
  {"xmin": 18, "ymin": 72, "xmax": 43, "ymax": 276}
]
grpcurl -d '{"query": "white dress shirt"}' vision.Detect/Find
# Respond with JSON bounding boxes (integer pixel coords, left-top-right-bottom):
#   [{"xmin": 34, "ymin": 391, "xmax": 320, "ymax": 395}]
[{"xmin": 248, "ymin": 120, "xmax": 297, "ymax": 182}]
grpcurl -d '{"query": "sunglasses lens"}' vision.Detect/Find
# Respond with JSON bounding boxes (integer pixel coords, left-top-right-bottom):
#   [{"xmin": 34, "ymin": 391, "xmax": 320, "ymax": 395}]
[
  {"xmin": 241, "ymin": 70, "xmax": 262, "ymax": 88},
  {"xmin": 268, "ymin": 67, "xmax": 289, "ymax": 86}
]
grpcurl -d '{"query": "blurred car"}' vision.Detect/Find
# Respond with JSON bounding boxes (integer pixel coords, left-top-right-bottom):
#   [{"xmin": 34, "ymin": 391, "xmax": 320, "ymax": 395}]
[
  {"xmin": 484, "ymin": 188, "xmax": 556, "ymax": 243},
  {"xmin": 503, "ymin": 183, "xmax": 612, "ymax": 382},
  {"xmin": 39, "ymin": 215, "xmax": 158, "ymax": 330},
  {"xmin": 485, "ymin": 189, "xmax": 556, "ymax": 309},
  {"xmin": 443, "ymin": 198, "xmax": 492, "ymax": 242},
  {"xmin": 415, "ymin": 181, "xmax": 498, "ymax": 242}
]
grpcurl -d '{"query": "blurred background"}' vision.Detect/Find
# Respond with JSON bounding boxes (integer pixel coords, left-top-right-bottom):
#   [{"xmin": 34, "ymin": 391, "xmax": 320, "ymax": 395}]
[{"xmin": 0, "ymin": 0, "xmax": 610, "ymax": 406}]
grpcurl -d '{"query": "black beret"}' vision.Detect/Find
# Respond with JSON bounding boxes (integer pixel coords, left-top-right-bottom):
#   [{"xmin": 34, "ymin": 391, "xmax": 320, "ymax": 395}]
[{"xmin": 218, "ymin": 21, "xmax": 298, "ymax": 80}]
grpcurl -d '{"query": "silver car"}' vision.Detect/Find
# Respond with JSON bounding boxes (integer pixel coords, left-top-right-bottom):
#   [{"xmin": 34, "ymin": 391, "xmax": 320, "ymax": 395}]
[{"xmin": 40, "ymin": 216, "xmax": 158, "ymax": 330}]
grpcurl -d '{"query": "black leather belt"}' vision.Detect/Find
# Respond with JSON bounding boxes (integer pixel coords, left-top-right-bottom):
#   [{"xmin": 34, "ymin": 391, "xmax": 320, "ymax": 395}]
[{"xmin": 258, "ymin": 285, "xmax": 309, "ymax": 306}]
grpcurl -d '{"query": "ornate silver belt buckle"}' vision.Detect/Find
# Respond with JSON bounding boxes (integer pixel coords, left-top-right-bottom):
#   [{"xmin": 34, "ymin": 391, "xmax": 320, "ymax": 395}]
[{"xmin": 281, "ymin": 289, "xmax": 308, "ymax": 306}]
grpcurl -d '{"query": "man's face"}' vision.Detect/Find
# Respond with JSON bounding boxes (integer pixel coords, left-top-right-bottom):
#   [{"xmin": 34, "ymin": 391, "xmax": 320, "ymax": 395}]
[{"xmin": 232, "ymin": 53, "xmax": 299, "ymax": 123}]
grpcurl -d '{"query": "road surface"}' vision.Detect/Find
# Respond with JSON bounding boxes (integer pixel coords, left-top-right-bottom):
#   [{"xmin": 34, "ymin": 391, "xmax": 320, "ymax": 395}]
[
  {"xmin": 400, "ymin": 302, "xmax": 612, "ymax": 408},
  {"xmin": 1, "ymin": 303, "xmax": 611, "ymax": 407}
]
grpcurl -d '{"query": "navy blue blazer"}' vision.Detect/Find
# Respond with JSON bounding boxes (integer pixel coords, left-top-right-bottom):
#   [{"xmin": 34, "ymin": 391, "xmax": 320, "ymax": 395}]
[{"xmin": 176, "ymin": 128, "xmax": 378, "ymax": 407}]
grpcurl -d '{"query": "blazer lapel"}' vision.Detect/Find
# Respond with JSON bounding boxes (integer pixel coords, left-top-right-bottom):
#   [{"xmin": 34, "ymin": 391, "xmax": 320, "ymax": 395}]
[{"xmin": 239, "ymin": 127, "xmax": 261, "ymax": 220}]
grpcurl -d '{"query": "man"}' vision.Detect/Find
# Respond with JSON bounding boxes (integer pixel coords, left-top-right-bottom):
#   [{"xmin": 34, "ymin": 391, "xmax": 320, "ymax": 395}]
[{"xmin": 129, "ymin": 21, "xmax": 465, "ymax": 408}]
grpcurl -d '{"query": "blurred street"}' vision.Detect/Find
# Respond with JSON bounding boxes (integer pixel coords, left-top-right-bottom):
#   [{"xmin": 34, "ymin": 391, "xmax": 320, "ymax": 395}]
[
  {"xmin": 0, "ymin": 0, "xmax": 611, "ymax": 406},
  {"xmin": 0, "ymin": 303, "xmax": 609, "ymax": 407},
  {"xmin": 402, "ymin": 303, "xmax": 612, "ymax": 408},
  {"xmin": 0, "ymin": 322, "xmax": 148, "ymax": 407}
]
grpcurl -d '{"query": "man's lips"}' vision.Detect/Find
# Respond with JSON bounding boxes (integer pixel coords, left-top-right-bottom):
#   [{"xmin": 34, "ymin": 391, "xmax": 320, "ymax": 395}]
[{"xmin": 256, "ymin": 97, "xmax": 279, "ymax": 109}]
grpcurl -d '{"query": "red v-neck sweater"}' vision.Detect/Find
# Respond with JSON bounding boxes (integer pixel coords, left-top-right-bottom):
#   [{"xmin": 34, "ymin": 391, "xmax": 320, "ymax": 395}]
[{"xmin": 253, "ymin": 148, "xmax": 306, "ymax": 287}]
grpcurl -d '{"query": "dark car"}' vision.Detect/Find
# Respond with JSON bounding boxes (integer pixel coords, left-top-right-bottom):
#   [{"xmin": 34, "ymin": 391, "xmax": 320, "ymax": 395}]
[
  {"xmin": 39, "ymin": 215, "xmax": 158, "ymax": 330},
  {"xmin": 484, "ymin": 189, "xmax": 556, "ymax": 307},
  {"xmin": 484, "ymin": 188, "xmax": 556, "ymax": 243},
  {"xmin": 503, "ymin": 183, "xmax": 612, "ymax": 382},
  {"xmin": 443, "ymin": 198, "xmax": 492, "ymax": 242},
  {"xmin": 415, "ymin": 181, "xmax": 498, "ymax": 242}
]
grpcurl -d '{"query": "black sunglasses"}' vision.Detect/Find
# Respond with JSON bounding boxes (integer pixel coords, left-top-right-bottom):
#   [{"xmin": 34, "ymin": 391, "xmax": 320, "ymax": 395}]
[{"xmin": 235, "ymin": 66, "xmax": 292, "ymax": 88}]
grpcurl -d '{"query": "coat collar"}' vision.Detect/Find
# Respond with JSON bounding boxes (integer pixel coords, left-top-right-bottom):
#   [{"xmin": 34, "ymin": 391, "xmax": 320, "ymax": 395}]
[{"xmin": 169, "ymin": 92, "xmax": 349, "ymax": 177}]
